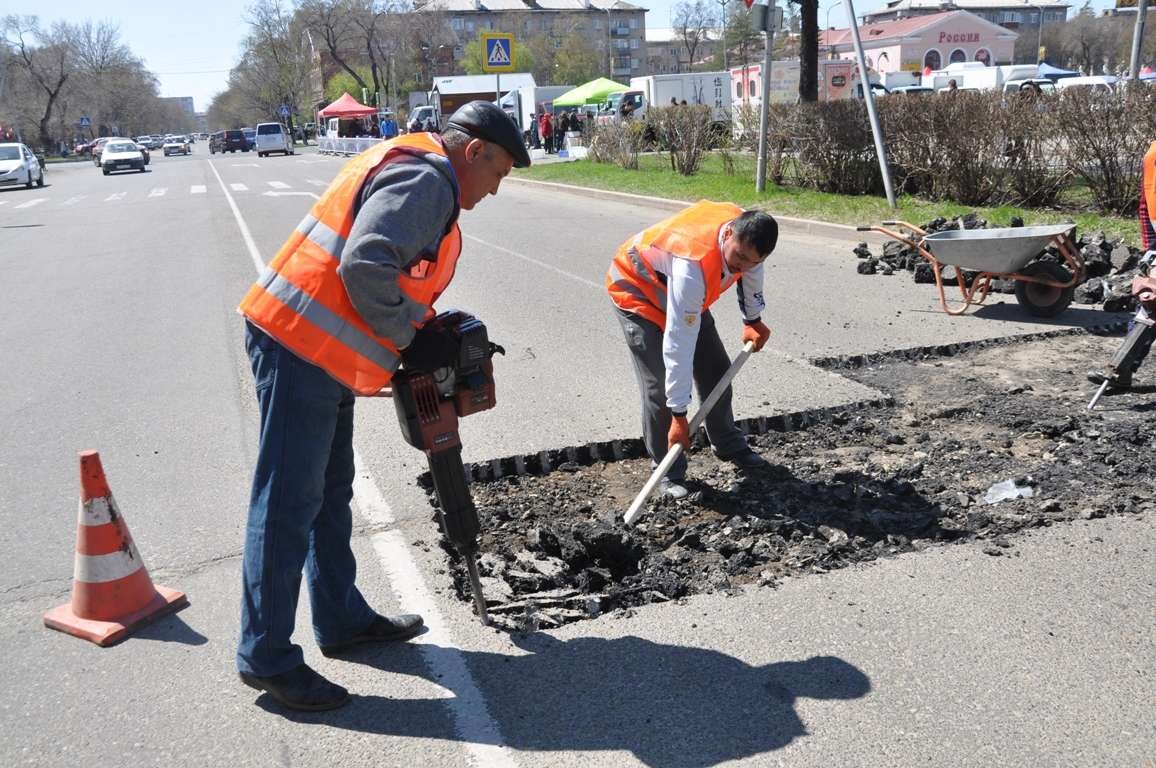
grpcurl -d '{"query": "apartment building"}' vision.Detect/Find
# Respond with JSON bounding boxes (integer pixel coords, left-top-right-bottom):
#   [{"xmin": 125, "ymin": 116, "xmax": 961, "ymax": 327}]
[
  {"xmin": 862, "ymin": 0, "xmax": 1068, "ymax": 31},
  {"xmin": 415, "ymin": 0, "xmax": 649, "ymax": 81}
]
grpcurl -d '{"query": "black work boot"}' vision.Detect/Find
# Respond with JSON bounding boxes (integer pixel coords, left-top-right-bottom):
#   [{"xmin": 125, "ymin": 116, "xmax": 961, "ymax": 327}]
[
  {"xmin": 239, "ymin": 663, "xmax": 349, "ymax": 711},
  {"xmin": 717, "ymin": 448, "xmax": 771, "ymax": 471},
  {"xmin": 319, "ymin": 613, "xmax": 424, "ymax": 657}
]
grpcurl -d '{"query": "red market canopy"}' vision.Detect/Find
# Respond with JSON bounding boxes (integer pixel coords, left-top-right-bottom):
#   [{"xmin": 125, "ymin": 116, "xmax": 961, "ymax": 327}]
[{"xmin": 318, "ymin": 92, "xmax": 377, "ymax": 118}]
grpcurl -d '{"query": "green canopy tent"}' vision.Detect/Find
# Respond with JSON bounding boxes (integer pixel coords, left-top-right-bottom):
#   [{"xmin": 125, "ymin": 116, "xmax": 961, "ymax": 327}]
[{"xmin": 552, "ymin": 77, "xmax": 631, "ymax": 107}]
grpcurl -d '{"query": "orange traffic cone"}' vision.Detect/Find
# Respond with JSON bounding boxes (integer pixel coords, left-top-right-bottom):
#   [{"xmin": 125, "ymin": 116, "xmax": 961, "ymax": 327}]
[{"xmin": 43, "ymin": 450, "xmax": 188, "ymax": 646}]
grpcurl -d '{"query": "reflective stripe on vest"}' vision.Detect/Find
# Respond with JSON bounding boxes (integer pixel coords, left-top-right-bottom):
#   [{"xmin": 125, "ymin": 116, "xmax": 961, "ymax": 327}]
[
  {"xmin": 238, "ymin": 132, "xmax": 461, "ymax": 395},
  {"xmin": 606, "ymin": 200, "xmax": 742, "ymax": 327}
]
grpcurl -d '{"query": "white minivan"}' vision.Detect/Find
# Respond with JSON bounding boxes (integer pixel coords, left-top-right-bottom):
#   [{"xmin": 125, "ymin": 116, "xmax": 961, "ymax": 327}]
[{"xmin": 255, "ymin": 122, "xmax": 294, "ymax": 157}]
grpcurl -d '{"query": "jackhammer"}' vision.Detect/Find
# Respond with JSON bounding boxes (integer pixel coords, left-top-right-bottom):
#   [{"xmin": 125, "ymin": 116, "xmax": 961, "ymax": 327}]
[
  {"xmin": 392, "ymin": 311, "xmax": 504, "ymax": 624},
  {"xmin": 1087, "ymin": 267, "xmax": 1156, "ymax": 411}
]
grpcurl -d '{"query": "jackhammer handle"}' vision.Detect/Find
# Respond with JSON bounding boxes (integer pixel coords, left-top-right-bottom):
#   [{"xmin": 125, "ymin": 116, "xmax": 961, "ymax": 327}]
[{"xmin": 623, "ymin": 340, "xmax": 756, "ymax": 526}]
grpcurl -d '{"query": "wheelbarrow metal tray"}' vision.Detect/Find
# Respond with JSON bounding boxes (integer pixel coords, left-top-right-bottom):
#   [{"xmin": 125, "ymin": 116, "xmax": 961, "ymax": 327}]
[{"xmin": 921, "ymin": 224, "xmax": 1075, "ymax": 273}]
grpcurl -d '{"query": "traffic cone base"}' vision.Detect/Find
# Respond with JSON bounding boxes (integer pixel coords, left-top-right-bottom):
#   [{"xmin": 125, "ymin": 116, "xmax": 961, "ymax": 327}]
[
  {"xmin": 44, "ymin": 585, "xmax": 187, "ymax": 647},
  {"xmin": 43, "ymin": 450, "xmax": 188, "ymax": 647}
]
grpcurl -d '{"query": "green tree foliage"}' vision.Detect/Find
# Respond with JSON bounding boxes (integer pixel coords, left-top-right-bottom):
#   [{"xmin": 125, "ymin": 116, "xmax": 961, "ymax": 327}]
[
  {"xmin": 325, "ymin": 66, "xmax": 376, "ymax": 104},
  {"xmin": 552, "ymin": 32, "xmax": 602, "ymax": 86}
]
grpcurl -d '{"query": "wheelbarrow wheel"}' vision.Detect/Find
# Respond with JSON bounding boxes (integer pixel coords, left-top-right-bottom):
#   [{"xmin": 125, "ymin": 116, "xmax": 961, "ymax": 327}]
[{"xmin": 1014, "ymin": 261, "xmax": 1075, "ymax": 318}]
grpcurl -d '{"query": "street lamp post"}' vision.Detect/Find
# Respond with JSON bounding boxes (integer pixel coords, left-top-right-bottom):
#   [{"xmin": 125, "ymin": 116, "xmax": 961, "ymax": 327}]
[
  {"xmin": 825, "ymin": 1, "xmax": 843, "ymax": 60},
  {"xmin": 1030, "ymin": 3, "xmax": 1047, "ymax": 64},
  {"xmin": 604, "ymin": 5, "xmax": 613, "ymax": 79},
  {"xmin": 717, "ymin": 0, "xmax": 729, "ymax": 72}
]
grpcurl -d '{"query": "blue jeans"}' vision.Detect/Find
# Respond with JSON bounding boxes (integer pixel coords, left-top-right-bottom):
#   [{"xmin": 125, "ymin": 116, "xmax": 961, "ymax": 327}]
[{"xmin": 237, "ymin": 323, "xmax": 375, "ymax": 677}]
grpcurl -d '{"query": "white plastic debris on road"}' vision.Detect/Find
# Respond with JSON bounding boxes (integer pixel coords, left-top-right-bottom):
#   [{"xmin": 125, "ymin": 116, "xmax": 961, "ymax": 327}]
[{"xmin": 984, "ymin": 479, "xmax": 1035, "ymax": 505}]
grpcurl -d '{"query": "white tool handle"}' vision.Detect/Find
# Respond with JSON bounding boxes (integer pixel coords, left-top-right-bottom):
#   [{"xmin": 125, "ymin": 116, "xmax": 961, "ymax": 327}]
[{"xmin": 623, "ymin": 340, "xmax": 757, "ymax": 525}]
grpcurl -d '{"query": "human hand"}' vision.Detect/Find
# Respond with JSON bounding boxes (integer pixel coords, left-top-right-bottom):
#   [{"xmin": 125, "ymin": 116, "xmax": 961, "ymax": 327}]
[
  {"xmin": 667, "ymin": 414, "xmax": 690, "ymax": 451},
  {"xmin": 741, "ymin": 320, "xmax": 771, "ymax": 351}
]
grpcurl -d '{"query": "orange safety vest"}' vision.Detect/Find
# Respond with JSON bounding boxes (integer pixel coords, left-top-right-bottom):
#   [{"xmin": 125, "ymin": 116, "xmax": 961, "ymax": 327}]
[
  {"xmin": 1142, "ymin": 140, "xmax": 1156, "ymax": 250},
  {"xmin": 606, "ymin": 200, "xmax": 743, "ymax": 327},
  {"xmin": 238, "ymin": 133, "xmax": 462, "ymax": 395}
]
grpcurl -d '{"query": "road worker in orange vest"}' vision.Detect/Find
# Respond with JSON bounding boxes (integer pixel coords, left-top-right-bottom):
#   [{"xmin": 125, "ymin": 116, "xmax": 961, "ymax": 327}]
[
  {"xmin": 608, "ymin": 201, "xmax": 778, "ymax": 499},
  {"xmin": 235, "ymin": 101, "xmax": 530, "ymax": 712}
]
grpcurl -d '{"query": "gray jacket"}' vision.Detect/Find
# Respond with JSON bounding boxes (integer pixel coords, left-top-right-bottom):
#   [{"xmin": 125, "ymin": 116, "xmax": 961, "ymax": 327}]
[{"xmin": 337, "ymin": 150, "xmax": 459, "ymax": 350}]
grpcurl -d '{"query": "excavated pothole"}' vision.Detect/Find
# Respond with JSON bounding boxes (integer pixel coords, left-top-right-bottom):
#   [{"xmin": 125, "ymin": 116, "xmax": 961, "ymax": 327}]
[{"xmin": 430, "ymin": 332, "xmax": 1155, "ymax": 631}]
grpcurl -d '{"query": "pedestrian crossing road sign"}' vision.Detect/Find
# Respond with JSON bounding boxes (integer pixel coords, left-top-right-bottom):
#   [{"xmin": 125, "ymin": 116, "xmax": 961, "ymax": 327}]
[
  {"xmin": 482, "ymin": 33, "xmax": 515, "ymax": 73},
  {"xmin": 78, "ymin": 116, "xmax": 91, "ymax": 128}
]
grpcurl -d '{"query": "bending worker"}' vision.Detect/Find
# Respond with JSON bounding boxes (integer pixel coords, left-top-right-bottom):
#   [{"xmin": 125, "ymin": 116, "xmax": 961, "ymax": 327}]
[
  {"xmin": 235, "ymin": 101, "xmax": 530, "ymax": 711},
  {"xmin": 1088, "ymin": 138, "xmax": 1156, "ymax": 390},
  {"xmin": 607, "ymin": 201, "xmax": 778, "ymax": 499}
]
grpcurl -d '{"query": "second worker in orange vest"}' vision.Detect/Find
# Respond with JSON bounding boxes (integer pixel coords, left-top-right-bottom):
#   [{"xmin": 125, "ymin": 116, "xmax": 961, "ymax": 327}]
[
  {"xmin": 607, "ymin": 201, "xmax": 779, "ymax": 500},
  {"xmin": 235, "ymin": 102, "xmax": 530, "ymax": 712}
]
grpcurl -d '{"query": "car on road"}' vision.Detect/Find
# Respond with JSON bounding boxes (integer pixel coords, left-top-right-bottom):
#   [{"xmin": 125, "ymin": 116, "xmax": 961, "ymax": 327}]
[
  {"xmin": 218, "ymin": 129, "xmax": 249, "ymax": 153},
  {"xmin": 208, "ymin": 130, "xmax": 224, "ymax": 154},
  {"xmin": 241, "ymin": 127, "xmax": 257, "ymax": 150},
  {"xmin": 407, "ymin": 105, "xmax": 439, "ymax": 133},
  {"xmin": 0, "ymin": 142, "xmax": 45, "ymax": 189},
  {"xmin": 255, "ymin": 122, "xmax": 294, "ymax": 157},
  {"xmin": 163, "ymin": 135, "xmax": 190, "ymax": 156},
  {"xmin": 91, "ymin": 137, "xmax": 117, "ymax": 166},
  {"xmin": 100, "ymin": 139, "xmax": 146, "ymax": 174}
]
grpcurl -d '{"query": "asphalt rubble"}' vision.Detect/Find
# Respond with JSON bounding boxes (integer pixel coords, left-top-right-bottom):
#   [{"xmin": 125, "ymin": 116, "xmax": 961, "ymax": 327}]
[
  {"xmin": 852, "ymin": 213, "xmax": 1146, "ymax": 312},
  {"xmin": 428, "ymin": 333, "xmax": 1156, "ymax": 631}
]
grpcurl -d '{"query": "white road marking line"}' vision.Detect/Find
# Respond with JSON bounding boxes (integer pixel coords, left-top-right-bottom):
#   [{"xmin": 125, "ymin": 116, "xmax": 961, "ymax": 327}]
[
  {"xmin": 267, "ymin": 181, "xmax": 290, "ymax": 189},
  {"xmin": 464, "ymin": 233, "xmax": 602, "ymax": 290},
  {"xmin": 210, "ymin": 158, "xmax": 513, "ymax": 767},
  {"xmin": 14, "ymin": 198, "xmax": 48, "ymax": 209},
  {"xmin": 190, "ymin": 185, "xmax": 206, "ymax": 194},
  {"xmin": 105, "ymin": 192, "xmax": 126, "ymax": 202},
  {"xmin": 61, "ymin": 195, "xmax": 86, "ymax": 206},
  {"xmin": 306, "ymin": 179, "xmax": 327, "ymax": 187},
  {"xmin": 231, "ymin": 163, "xmax": 258, "ymax": 168},
  {"xmin": 261, "ymin": 190, "xmax": 318, "ymax": 199},
  {"xmin": 148, "ymin": 187, "xmax": 167, "ymax": 198},
  {"xmin": 230, "ymin": 183, "xmax": 248, "ymax": 192},
  {"xmin": 0, "ymin": 200, "xmax": 9, "ymax": 207}
]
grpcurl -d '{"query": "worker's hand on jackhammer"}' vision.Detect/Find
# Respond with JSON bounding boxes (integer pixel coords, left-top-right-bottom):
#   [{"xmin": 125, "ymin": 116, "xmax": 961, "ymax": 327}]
[
  {"xmin": 401, "ymin": 325, "xmax": 459, "ymax": 371},
  {"xmin": 667, "ymin": 413, "xmax": 690, "ymax": 451},
  {"xmin": 741, "ymin": 319, "xmax": 772, "ymax": 351}
]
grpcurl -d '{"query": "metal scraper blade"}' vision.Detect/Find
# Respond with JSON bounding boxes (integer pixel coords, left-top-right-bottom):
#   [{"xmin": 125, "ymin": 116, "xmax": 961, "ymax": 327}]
[{"xmin": 464, "ymin": 552, "xmax": 489, "ymax": 625}]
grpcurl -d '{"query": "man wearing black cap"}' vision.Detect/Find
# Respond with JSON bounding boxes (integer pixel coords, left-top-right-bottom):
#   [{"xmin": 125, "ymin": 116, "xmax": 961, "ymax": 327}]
[{"xmin": 235, "ymin": 101, "xmax": 529, "ymax": 712}]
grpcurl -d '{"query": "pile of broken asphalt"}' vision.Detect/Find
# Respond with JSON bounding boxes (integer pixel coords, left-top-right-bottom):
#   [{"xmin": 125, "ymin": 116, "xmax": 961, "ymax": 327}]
[{"xmin": 427, "ymin": 333, "xmax": 1155, "ymax": 631}]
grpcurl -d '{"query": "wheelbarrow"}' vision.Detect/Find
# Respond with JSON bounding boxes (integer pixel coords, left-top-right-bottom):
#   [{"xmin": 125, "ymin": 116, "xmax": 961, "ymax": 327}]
[{"xmin": 857, "ymin": 221, "xmax": 1085, "ymax": 318}]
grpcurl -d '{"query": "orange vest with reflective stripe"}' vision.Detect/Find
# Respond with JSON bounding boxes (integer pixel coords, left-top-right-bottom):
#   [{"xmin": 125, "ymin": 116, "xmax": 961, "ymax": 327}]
[
  {"xmin": 238, "ymin": 133, "xmax": 462, "ymax": 395},
  {"xmin": 606, "ymin": 200, "xmax": 742, "ymax": 327},
  {"xmin": 1142, "ymin": 140, "xmax": 1156, "ymax": 249}
]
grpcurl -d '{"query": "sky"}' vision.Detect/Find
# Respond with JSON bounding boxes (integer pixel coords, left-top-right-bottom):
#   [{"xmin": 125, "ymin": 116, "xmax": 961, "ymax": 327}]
[{"xmin": 8, "ymin": 0, "xmax": 1121, "ymax": 112}]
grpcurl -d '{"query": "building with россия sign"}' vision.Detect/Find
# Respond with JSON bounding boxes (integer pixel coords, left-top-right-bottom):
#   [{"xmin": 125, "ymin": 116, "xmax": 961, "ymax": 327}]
[{"xmin": 821, "ymin": 10, "xmax": 1018, "ymax": 73}]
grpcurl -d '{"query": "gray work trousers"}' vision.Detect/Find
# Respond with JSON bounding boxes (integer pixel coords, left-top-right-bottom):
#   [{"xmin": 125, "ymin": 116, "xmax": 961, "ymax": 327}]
[{"xmin": 615, "ymin": 306, "xmax": 748, "ymax": 481}]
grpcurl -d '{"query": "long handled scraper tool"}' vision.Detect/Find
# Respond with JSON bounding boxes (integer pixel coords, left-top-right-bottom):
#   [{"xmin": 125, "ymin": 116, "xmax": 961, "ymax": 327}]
[{"xmin": 623, "ymin": 340, "xmax": 757, "ymax": 526}]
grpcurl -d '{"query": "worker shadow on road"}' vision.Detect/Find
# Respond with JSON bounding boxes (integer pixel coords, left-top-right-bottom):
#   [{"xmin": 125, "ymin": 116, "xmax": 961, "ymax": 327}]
[{"xmin": 266, "ymin": 635, "xmax": 870, "ymax": 765}]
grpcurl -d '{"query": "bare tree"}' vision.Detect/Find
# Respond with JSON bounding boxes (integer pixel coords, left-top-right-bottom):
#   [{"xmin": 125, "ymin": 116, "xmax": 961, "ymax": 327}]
[
  {"xmin": 2, "ymin": 16, "xmax": 74, "ymax": 149},
  {"xmin": 296, "ymin": 0, "xmax": 370, "ymax": 95},
  {"xmin": 239, "ymin": 0, "xmax": 314, "ymax": 135},
  {"xmin": 672, "ymin": 0, "xmax": 717, "ymax": 73}
]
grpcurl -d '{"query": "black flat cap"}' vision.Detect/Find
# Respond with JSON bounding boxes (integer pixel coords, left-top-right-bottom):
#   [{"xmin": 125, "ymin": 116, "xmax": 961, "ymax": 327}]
[{"xmin": 445, "ymin": 101, "xmax": 531, "ymax": 168}]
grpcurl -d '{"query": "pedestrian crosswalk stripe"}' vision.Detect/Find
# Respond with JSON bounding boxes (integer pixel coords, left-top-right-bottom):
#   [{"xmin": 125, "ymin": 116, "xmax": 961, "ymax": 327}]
[
  {"xmin": 190, "ymin": 185, "xmax": 206, "ymax": 194},
  {"xmin": 15, "ymin": 198, "xmax": 47, "ymax": 209},
  {"xmin": 306, "ymin": 179, "xmax": 327, "ymax": 187},
  {"xmin": 230, "ymin": 183, "xmax": 248, "ymax": 192},
  {"xmin": 105, "ymin": 192, "xmax": 126, "ymax": 201},
  {"xmin": 0, "ymin": 200, "xmax": 9, "ymax": 207},
  {"xmin": 268, "ymin": 181, "xmax": 290, "ymax": 189},
  {"xmin": 148, "ymin": 187, "xmax": 167, "ymax": 198},
  {"xmin": 62, "ymin": 196, "xmax": 85, "ymax": 206}
]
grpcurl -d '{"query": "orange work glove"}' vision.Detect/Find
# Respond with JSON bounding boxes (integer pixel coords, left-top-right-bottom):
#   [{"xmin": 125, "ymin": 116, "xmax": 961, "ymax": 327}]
[
  {"xmin": 741, "ymin": 320, "xmax": 772, "ymax": 351},
  {"xmin": 667, "ymin": 413, "xmax": 690, "ymax": 451}
]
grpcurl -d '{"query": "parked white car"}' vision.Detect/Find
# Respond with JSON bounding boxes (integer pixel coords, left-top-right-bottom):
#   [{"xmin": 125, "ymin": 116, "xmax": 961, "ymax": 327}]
[
  {"xmin": 255, "ymin": 122, "xmax": 294, "ymax": 157},
  {"xmin": 100, "ymin": 139, "xmax": 146, "ymax": 175},
  {"xmin": 0, "ymin": 142, "xmax": 45, "ymax": 189},
  {"xmin": 1055, "ymin": 75, "xmax": 1116, "ymax": 94}
]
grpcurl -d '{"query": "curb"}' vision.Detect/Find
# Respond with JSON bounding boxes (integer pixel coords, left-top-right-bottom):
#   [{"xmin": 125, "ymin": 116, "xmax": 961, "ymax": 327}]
[{"xmin": 506, "ymin": 176, "xmax": 885, "ymax": 244}]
